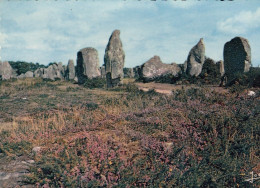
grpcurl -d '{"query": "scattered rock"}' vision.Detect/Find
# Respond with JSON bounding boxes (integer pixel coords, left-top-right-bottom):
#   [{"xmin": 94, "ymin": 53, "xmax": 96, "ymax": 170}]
[
  {"xmin": 32, "ymin": 146, "xmax": 41, "ymax": 154},
  {"xmin": 186, "ymin": 38, "xmax": 205, "ymax": 77},
  {"xmin": 104, "ymin": 30, "xmax": 125, "ymax": 88},
  {"xmin": 140, "ymin": 56, "xmax": 181, "ymax": 82},
  {"xmin": 224, "ymin": 36, "xmax": 251, "ymax": 82},
  {"xmin": 248, "ymin": 90, "xmax": 256, "ymax": 97},
  {"xmin": 76, "ymin": 47, "xmax": 101, "ymax": 84}
]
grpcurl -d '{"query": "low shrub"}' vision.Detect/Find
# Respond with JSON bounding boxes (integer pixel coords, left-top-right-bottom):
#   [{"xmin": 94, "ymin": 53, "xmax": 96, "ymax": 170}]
[{"xmin": 83, "ymin": 78, "xmax": 106, "ymax": 89}]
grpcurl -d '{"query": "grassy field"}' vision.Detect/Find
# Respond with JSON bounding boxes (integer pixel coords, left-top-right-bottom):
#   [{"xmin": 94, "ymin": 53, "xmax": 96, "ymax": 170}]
[{"xmin": 0, "ymin": 78, "xmax": 259, "ymax": 187}]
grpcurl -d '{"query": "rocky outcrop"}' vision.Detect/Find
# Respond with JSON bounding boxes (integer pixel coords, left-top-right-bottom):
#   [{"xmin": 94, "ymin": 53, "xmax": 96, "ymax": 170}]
[
  {"xmin": 123, "ymin": 68, "xmax": 134, "ymax": 78},
  {"xmin": 140, "ymin": 56, "xmax": 181, "ymax": 82},
  {"xmin": 76, "ymin": 47, "xmax": 101, "ymax": 84},
  {"xmin": 66, "ymin": 59, "xmax": 75, "ymax": 80},
  {"xmin": 224, "ymin": 36, "xmax": 251, "ymax": 82},
  {"xmin": 104, "ymin": 30, "xmax": 125, "ymax": 88},
  {"xmin": 0, "ymin": 61, "xmax": 17, "ymax": 80},
  {"xmin": 186, "ymin": 38, "xmax": 205, "ymax": 77}
]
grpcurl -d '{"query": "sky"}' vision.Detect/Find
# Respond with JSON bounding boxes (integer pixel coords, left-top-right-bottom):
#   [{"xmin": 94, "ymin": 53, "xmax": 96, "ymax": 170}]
[{"xmin": 0, "ymin": 0, "xmax": 260, "ymax": 67}]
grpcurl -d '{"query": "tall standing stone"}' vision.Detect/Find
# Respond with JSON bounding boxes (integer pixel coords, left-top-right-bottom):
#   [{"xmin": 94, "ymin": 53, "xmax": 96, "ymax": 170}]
[
  {"xmin": 186, "ymin": 38, "xmax": 205, "ymax": 77},
  {"xmin": 76, "ymin": 47, "xmax": 101, "ymax": 84},
  {"xmin": 223, "ymin": 36, "xmax": 251, "ymax": 82},
  {"xmin": 104, "ymin": 30, "xmax": 125, "ymax": 88},
  {"xmin": 66, "ymin": 59, "xmax": 75, "ymax": 80}
]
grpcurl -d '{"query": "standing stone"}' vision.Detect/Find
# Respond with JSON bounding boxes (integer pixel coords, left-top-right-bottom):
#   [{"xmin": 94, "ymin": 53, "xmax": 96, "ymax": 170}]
[
  {"xmin": 66, "ymin": 59, "xmax": 75, "ymax": 80},
  {"xmin": 123, "ymin": 68, "xmax": 134, "ymax": 78},
  {"xmin": 224, "ymin": 36, "xmax": 251, "ymax": 82},
  {"xmin": 133, "ymin": 66, "xmax": 141, "ymax": 78},
  {"xmin": 104, "ymin": 30, "xmax": 125, "ymax": 88},
  {"xmin": 58, "ymin": 62, "xmax": 65, "ymax": 78},
  {"xmin": 183, "ymin": 60, "xmax": 188, "ymax": 73},
  {"xmin": 216, "ymin": 60, "xmax": 225, "ymax": 77},
  {"xmin": 140, "ymin": 56, "xmax": 181, "ymax": 82},
  {"xmin": 186, "ymin": 38, "xmax": 205, "ymax": 77},
  {"xmin": 0, "ymin": 61, "xmax": 17, "ymax": 80},
  {"xmin": 76, "ymin": 47, "xmax": 101, "ymax": 84},
  {"xmin": 34, "ymin": 68, "xmax": 44, "ymax": 78},
  {"xmin": 100, "ymin": 66, "xmax": 106, "ymax": 78}
]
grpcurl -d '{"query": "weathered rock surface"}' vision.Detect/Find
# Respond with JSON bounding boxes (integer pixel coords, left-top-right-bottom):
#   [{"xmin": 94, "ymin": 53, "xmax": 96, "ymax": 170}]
[
  {"xmin": 76, "ymin": 47, "xmax": 101, "ymax": 84},
  {"xmin": 123, "ymin": 68, "xmax": 134, "ymax": 78},
  {"xmin": 0, "ymin": 61, "xmax": 17, "ymax": 80},
  {"xmin": 104, "ymin": 30, "xmax": 125, "ymax": 88},
  {"xmin": 224, "ymin": 36, "xmax": 251, "ymax": 82},
  {"xmin": 186, "ymin": 38, "xmax": 205, "ymax": 77},
  {"xmin": 140, "ymin": 56, "xmax": 181, "ymax": 82},
  {"xmin": 66, "ymin": 59, "xmax": 75, "ymax": 80}
]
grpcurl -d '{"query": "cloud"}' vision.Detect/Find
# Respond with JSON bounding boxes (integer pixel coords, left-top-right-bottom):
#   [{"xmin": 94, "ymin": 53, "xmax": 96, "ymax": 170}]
[
  {"xmin": 169, "ymin": 1, "xmax": 196, "ymax": 9},
  {"xmin": 217, "ymin": 7, "xmax": 260, "ymax": 34}
]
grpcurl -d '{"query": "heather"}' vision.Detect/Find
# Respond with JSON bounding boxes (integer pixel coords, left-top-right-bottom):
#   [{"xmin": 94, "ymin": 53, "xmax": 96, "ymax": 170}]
[{"xmin": 0, "ymin": 78, "xmax": 259, "ymax": 187}]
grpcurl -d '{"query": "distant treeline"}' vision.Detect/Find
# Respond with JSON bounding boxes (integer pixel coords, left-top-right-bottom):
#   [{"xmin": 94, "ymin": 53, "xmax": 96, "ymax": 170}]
[{"xmin": 9, "ymin": 61, "xmax": 59, "ymax": 75}]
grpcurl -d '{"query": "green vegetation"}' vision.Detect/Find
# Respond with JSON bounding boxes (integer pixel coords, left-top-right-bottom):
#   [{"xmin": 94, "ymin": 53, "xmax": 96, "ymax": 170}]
[{"xmin": 9, "ymin": 61, "xmax": 46, "ymax": 75}]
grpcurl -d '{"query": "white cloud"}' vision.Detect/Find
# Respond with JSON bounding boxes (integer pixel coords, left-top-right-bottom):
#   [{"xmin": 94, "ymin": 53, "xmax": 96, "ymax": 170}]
[
  {"xmin": 217, "ymin": 7, "xmax": 260, "ymax": 34},
  {"xmin": 169, "ymin": 1, "xmax": 196, "ymax": 9}
]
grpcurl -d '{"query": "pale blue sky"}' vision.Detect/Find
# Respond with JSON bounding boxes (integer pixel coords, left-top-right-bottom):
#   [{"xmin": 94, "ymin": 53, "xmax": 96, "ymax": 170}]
[{"xmin": 0, "ymin": 0, "xmax": 260, "ymax": 67}]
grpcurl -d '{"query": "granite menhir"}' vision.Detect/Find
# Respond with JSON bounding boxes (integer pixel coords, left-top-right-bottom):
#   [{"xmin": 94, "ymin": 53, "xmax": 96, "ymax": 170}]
[
  {"xmin": 224, "ymin": 36, "xmax": 251, "ymax": 82},
  {"xmin": 104, "ymin": 30, "xmax": 125, "ymax": 88}
]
